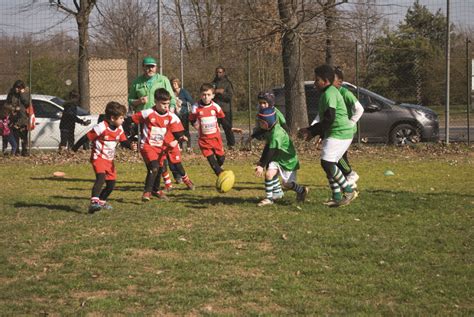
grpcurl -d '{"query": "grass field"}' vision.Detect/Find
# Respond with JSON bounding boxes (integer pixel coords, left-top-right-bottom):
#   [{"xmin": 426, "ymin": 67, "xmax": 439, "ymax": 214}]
[{"xmin": 0, "ymin": 144, "xmax": 473, "ymax": 315}]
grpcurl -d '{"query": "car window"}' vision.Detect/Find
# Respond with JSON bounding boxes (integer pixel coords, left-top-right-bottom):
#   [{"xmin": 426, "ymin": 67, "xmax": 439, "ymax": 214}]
[
  {"xmin": 32, "ymin": 100, "xmax": 61, "ymax": 118},
  {"xmin": 345, "ymin": 85, "xmax": 369, "ymax": 108},
  {"xmin": 51, "ymin": 97, "xmax": 65, "ymax": 106}
]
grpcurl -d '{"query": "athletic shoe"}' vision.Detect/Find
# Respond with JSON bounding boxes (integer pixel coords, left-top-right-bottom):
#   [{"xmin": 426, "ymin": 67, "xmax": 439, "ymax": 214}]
[
  {"xmin": 164, "ymin": 184, "xmax": 173, "ymax": 193},
  {"xmin": 142, "ymin": 192, "xmax": 152, "ymax": 202},
  {"xmin": 323, "ymin": 199, "xmax": 341, "ymax": 207},
  {"xmin": 99, "ymin": 202, "xmax": 113, "ymax": 210},
  {"xmin": 152, "ymin": 190, "xmax": 170, "ymax": 201},
  {"xmin": 296, "ymin": 186, "xmax": 309, "ymax": 202},
  {"xmin": 257, "ymin": 198, "xmax": 274, "ymax": 207},
  {"xmin": 272, "ymin": 192, "xmax": 284, "ymax": 200},
  {"xmin": 341, "ymin": 190, "xmax": 358, "ymax": 204},
  {"xmin": 88, "ymin": 202, "xmax": 102, "ymax": 214},
  {"xmin": 346, "ymin": 171, "xmax": 359, "ymax": 187}
]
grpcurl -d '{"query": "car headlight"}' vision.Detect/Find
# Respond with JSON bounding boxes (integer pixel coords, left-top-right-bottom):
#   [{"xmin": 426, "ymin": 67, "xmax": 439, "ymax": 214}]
[{"xmin": 414, "ymin": 109, "xmax": 437, "ymax": 122}]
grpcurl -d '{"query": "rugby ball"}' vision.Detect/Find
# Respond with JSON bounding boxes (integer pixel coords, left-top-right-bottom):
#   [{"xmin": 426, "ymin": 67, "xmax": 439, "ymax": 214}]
[{"xmin": 216, "ymin": 170, "xmax": 235, "ymax": 193}]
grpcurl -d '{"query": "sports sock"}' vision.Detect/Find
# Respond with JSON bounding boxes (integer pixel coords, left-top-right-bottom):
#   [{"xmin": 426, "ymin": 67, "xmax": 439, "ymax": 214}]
[
  {"xmin": 289, "ymin": 181, "xmax": 304, "ymax": 194},
  {"xmin": 329, "ymin": 177, "xmax": 343, "ymax": 201},
  {"xmin": 90, "ymin": 197, "xmax": 100, "ymax": 204},
  {"xmin": 272, "ymin": 175, "xmax": 283, "ymax": 196},
  {"xmin": 332, "ymin": 167, "xmax": 353, "ymax": 193},
  {"xmin": 162, "ymin": 171, "xmax": 172, "ymax": 189},
  {"xmin": 264, "ymin": 178, "xmax": 274, "ymax": 199},
  {"xmin": 99, "ymin": 180, "xmax": 115, "ymax": 201},
  {"xmin": 207, "ymin": 155, "xmax": 223, "ymax": 175},
  {"xmin": 181, "ymin": 174, "xmax": 193, "ymax": 186}
]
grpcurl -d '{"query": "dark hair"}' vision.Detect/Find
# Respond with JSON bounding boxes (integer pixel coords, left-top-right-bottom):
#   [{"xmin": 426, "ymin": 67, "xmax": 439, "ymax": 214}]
[
  {"xmin": 200, "ymin": 83, "xmax": 215, "ymax": 92},
  {"xmin": 154, "ymin": 88, "xmax": 171, "ymax": 101},
  {"xmin": 257, "ymin": 91, "xmax": 275, "ymax": 107},
  {"xmin": 216, "ymin": 66, "xmax": 225, "ymax": 72},
  {"xmin": 314, "ymin": 64, "xmax": 335, "ymax": 83},
  {"xmin": 170, "ymin": 77, "xmax": 181, "ymax": 88},
  {"xmin": 0, "ymin": 104, "xmax": 14, "ymax": 119},
  {"xmin": 105, "ymin": 101, "xmax": 127, "ymax": 119},
  {"xmin": 13, "ymin": 80, "xmax": 26, "ymax": 89},
  {"xmin": 334, "ymin": 66, "xmax": 344, "ymax": 81},
  {"xmin": 69, "ymin": 89, "xmax": 80, "ymax": 100}
]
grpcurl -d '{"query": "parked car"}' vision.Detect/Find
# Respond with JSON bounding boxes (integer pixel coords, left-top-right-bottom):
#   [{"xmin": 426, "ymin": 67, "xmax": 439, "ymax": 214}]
[
  {"xmin": 0, "ymin": 94, "xmax": 98, "ymax": 150},
  {"xmin": 273, "ymin": 81, "xmax": 439, "ymax": 145}
]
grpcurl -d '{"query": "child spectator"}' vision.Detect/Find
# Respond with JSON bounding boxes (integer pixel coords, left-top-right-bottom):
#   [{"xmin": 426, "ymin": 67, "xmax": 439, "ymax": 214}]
[
  {"xmin": 7, "ymin": 80, "xmax": 29, "ymax": 156},
  {"xmin": 0, "ymin": 104, "xmax": 17, "ymax": 155},
  {"xmin": 132, "ymin": 88, "xmax": 194, "ymax": 202},
  {"xmin": 72, "ymin": 101, "xmax": 136, "ymax": 214},
  {"xmin": 254, "ymin": 105, "xmax": 308, "ymax": 206},
  {"xmin": 299, "ymin": 64, "xmax": 357, "ymax": 207},
  {"xmin": 189, "ymin": 83, "xmax": 228, "ymax": 177},
  {"xmin": 59, "ymin": 90, "xmax": 91, "ymax": 151}
]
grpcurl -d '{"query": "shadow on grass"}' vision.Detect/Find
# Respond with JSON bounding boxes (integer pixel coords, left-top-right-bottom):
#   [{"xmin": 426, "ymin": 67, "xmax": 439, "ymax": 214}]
[
  {"xmin": 14, "ymin": 202, "xmax": 83, "ymax": 213},
  {"xmin": 31, "ymin": 177, "xmax": 94, "ymax": 183}
]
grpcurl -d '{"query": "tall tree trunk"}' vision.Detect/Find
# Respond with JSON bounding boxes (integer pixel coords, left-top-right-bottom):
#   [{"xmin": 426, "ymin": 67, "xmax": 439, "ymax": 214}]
[
  {"xmin": 278, "ymin": 0, "xmax": 308, "ymax": 132},
  {"xmin": 323, "ymin": 0, "xmax": 336, "ymax": 66},
  {"xmin": 77, "ymin": 16, "xmax": 90, "ymax": 111}
]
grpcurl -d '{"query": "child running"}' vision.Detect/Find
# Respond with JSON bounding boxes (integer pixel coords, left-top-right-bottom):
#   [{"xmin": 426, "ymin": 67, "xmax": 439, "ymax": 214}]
[
  {"xmin": 254, "ymin": 101, "xmax": 308, "ymax": 207},
  {"xmin": 299, "ymin": 64, "xmax": 357, "ymax": 207},
  {"xmin": 189, "ymin": 83, "xmax": 229, "ymax": 177},
  {"xmin": 132, "ymin": 88, "xmax": 193, "ymax": 202},
  {"xmin": 72, "ymin": 101, "xmax": 136, "ymax": 213}
]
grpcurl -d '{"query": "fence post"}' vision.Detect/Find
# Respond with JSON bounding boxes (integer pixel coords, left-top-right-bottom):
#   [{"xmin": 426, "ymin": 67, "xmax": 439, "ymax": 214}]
[
  {"xmin": 467, "ymin": 37, "xmax": 471, "ymax": 145},
  {"xmin": 355, "ymin": 40, "xmax": 361, "ymax": 144},
  {"xmin": 445, "ymin": 0, "xmax": 451, "ymax": 144},
  {"xmin": 247, "ymin": 46, "xmax": 252, "ymax": 151},
  {"xmin": 28, "ymin": 49, "xmax": 32, "ymax": 154}
]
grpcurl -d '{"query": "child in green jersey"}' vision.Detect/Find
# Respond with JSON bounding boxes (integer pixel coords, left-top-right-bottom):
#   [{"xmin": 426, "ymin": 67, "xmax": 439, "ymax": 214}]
[
  {"xmin": 254, "ymin": 105, "xmax": 308, "ymax": 207},
  {"xmin": 299, "ymin": 64, "xmax": 357, "ymax": 207},
  {"xmin": 333, "ymin": 66, "xmax": 364, "ymax": 188}
]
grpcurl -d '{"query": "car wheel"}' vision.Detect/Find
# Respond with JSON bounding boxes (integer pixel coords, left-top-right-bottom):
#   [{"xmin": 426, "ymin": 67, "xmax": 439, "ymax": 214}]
[{"xmin": 389, "ymin": 123, "xmax": 421, "ymax": 145}]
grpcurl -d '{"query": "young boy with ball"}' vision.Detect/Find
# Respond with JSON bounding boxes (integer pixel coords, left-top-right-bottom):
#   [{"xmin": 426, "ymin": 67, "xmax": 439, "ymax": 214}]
[{"xmin": 254, "ymin": 98, "xmax": 308, "ymax": 207}]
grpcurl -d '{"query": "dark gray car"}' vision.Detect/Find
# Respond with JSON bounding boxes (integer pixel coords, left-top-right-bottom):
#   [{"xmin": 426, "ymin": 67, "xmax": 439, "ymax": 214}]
[{"xmin": 273, "ymin": 82, "xmax": 439, "ymax": 145}]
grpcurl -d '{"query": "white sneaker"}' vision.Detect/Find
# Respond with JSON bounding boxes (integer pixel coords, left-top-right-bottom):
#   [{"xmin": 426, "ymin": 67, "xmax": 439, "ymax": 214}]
[
  {"xmin": 272, "ymin": 192, "xmax": 284, "ymax": 200},
  {"xmin": 257, "ymin": 198, "xmax": 274, "ymax": 207},
  {"xmin": 346, "ymin": 171, "xmax": 359, "ymax": 187}
]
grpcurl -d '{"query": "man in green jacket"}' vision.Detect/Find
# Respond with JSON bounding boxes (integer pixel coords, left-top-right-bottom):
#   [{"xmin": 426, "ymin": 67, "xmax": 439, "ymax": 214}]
[{"xmin": 128, "ymin": 57, "xmax": 176, "ymax": 112}]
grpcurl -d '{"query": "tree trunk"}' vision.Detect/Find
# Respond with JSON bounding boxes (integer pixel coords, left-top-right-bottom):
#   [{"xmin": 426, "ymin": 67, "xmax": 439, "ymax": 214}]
[
  {"xmin": 323, "ymin": 0, "xmax": 336, "ymax": 66},
  {"xmin": 278, "ymin": 0, "xmax": 308, "ymax": 133},
  {"xmin": 77, "ymin": 16, "xmax": 90, "ymax": 111}
]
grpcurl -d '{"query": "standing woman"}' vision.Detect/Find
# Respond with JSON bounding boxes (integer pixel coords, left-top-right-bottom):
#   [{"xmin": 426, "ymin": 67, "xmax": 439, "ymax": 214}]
[
  {"xmin": 6, "ymin": 80, "xmax": 29, "ymax": 156},
  {"xmin": 170, "ymin": 77, "xmax": 193, "ymax": 151}
]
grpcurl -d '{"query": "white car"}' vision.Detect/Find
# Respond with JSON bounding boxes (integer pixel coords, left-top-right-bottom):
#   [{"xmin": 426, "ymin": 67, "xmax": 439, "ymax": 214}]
[{"xmin": 0, "ymin": 94, "xmax": 98, "ymax": 150}]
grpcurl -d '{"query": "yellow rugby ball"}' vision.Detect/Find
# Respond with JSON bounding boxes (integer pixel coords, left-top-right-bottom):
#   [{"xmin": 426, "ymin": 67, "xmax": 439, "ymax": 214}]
[{"xmin": 216, "ymin": 170, "xmax": 235, "ymax": 193}]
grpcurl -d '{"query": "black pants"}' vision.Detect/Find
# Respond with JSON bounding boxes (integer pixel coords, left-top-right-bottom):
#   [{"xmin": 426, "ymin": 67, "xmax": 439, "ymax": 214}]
[
  {"xmin": 178, "ymin": 114, "xmax": 191, "ymax": 148},
  {"xmin": 59, "ymin": 129, "xmax": 75, "ymax": 149},
  {"xmin": 220, "ymin": 110, "xmax": 235, "ymax": 147},
  {"xmin": 12, "ymin": 127, "xmax": 28, "ymax": 156}
]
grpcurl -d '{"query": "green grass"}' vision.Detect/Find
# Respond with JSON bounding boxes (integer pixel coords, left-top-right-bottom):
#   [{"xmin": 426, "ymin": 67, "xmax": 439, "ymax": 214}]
[{"xmin": 0, "ymin": 145, "xmax": 472, "ymax": 315}]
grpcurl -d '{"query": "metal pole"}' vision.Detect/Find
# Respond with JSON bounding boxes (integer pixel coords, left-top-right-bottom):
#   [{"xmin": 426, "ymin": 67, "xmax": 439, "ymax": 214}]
[
  {"xmin": 467, "ymin": 38, "xmax": 471, "ymax": 145},
  {"xmin": 247, "ymin": 46, "xmax": 252, "ymax": 151},
  {"xmin": 355, "ymin": 40, "xmax": 360, "ymax": 144},
  {"xmin": 180, "ymin": 30, "xmax": 184, "ymax": 87},
  {"xmin": 28, "ymin": 50, "xmax": 32, "ymax": 153},
  {"xmin": 136, "ymin": 47, "xmax": 141, "ymax": 77},
  {"xmin": 445, "ymin": 0, "xmax": 450, "ymax": 144},
  {"xmin": 157, "ymin": 0, "xmax": 163, "ymax": 74}
]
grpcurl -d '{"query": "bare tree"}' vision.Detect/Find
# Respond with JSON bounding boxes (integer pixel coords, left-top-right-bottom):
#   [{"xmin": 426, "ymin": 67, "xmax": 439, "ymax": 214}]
[{"xmin": 51, "ymin": 0, "xmax": 97, "ymax": 111}]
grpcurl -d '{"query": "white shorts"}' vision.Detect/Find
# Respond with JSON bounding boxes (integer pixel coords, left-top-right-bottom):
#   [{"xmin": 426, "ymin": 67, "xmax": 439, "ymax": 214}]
[
  {"xmin": 320, "ymin": 137, "xmax": 353, "ymax": 162},
  {"xmin": 268, "ymin": 161, "xmax": 297, "ymax": 185}
]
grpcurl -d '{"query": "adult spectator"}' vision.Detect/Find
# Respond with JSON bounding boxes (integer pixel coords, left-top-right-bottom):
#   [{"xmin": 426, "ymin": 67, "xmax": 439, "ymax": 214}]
[
  {"xmin": 6, "ymin": 80, "xmax": 29, "ymax": 156},
  {"xmin": 58, "ymin": 90, "xmax": 91, "ymax": 151},
  {"xmin": 170, "ymin": 77, "xmax": 193, "ymax": 151},
  {"xmin": 128, "ymin": 56, "xmax": 176, "ymax": 112},
  {"xmin": 212, "ymin": 66, "xmax": 235, "ymax": 148}
]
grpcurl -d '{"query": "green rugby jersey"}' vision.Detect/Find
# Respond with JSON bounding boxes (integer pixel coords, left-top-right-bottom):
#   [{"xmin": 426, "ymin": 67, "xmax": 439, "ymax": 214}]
[
  {"xmin": 318, "ymin": 85, "xmax": 354, "ymax": 140},
  {"xmin": 265, "ymin": 124, "xmax": 299, "ymax": 171}
]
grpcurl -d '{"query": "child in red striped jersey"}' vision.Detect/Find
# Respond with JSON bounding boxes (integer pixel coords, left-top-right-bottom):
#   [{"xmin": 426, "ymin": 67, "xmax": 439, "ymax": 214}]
[
  {"xmin": 73, "ymin": 101, "xmax": 137, "ymax": 214},
  {"xmin": 189, "ymin": 83, "xmax": 228, "ymax": 177},
  {"xmin": 132, "ymin": 88, "xmax": 194, "ymax": 202}
]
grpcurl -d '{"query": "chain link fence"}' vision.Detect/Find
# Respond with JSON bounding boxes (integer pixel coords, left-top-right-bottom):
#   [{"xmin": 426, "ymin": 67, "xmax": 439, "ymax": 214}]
[{"xmin": 0, "ymin": 0, "xmax": 473, "ymax": 154}]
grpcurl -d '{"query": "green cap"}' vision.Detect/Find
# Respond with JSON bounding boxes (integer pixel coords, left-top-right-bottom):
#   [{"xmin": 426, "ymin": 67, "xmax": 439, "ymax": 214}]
[{"xmin": 143, "ymin": 56, "xmax": 157, "ymax": 66}]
